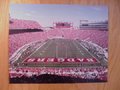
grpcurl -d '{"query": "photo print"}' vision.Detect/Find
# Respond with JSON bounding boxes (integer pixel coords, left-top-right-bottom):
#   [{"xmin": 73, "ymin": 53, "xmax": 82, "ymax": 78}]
[{"xmin": 9, "ymin": 4, "xmax": 108, "ymax": 83}]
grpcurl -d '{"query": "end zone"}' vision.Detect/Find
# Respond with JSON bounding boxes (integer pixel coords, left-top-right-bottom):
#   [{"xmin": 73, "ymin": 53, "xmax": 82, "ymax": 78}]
[{"xmin": 23, "ymin": 58, "xmax": 99, "ymax": 64}]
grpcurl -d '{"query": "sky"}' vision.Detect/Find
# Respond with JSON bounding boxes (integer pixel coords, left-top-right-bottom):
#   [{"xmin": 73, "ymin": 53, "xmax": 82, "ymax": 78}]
[{"xmin": 10, "ymin": 4, "xmax": 108, "ymax": 27}]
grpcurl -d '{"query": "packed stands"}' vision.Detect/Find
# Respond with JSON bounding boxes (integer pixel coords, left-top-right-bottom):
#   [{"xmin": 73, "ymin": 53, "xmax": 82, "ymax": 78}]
[
  {"xmin": 9, "ymin": 19, "xmax": 108, "ymax": 83},
  {"xmin": 9, "ymin": 29, "xmax": 108, "ymax": 57},
  {"xmin": 9, "ymin": 67, "xmax": 107, "ymax": 82},
  {"xmin": 80, "ymin": 40, "xmax": 108, "ymax": 61},
  {"xmin": 10, "ymin": 19, "xmax": 41, "ymax": 29}
]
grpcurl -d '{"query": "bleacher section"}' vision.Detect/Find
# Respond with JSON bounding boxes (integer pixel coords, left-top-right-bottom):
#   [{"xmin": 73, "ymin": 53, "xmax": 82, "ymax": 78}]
[{"xmin": 10, "ymin": 18, "xmax": 42, "ymax": 29}]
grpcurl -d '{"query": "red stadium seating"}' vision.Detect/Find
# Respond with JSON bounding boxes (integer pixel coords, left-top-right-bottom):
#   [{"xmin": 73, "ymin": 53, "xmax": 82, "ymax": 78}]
[
  {"xmin": 9, "ymin": 67, "xmax": 107, "ymax": 81},
  {"xmin": 9, "ymin": 29, "xmax": 108, "ymax": 57},
  {"xmin": 9, "ymin": 19, "xmax": 108, "ymax": 82},
  {"xmin": 10, "ymin": 19, "xmax": 41, "ymax": 29}
]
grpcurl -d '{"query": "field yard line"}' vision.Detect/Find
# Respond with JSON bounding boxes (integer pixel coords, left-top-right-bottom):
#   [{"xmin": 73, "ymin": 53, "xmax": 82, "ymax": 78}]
[
  {"xmin": 40, "ymin": 39, "xmax": 53, "ymax": 52},
  {"xmin": 65, "ymin": 45, "xmax": 68, "ymax": 58},
  {"xmin": 56, "ymin": 41, "xmax": 58, "ymax": 58},
  {"xmin": 75, "ymin": 40, "xmax": 100, "ymax": 63},
  {"xmin": 72, "ymin": 40, "xmax": 84, "ymax": 56}
]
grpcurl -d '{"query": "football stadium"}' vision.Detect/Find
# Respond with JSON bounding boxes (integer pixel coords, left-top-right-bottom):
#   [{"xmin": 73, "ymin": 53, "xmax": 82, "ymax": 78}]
[{"xmin": 9, "ymin": 5, "xmax": 108, "ymax": 83}]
